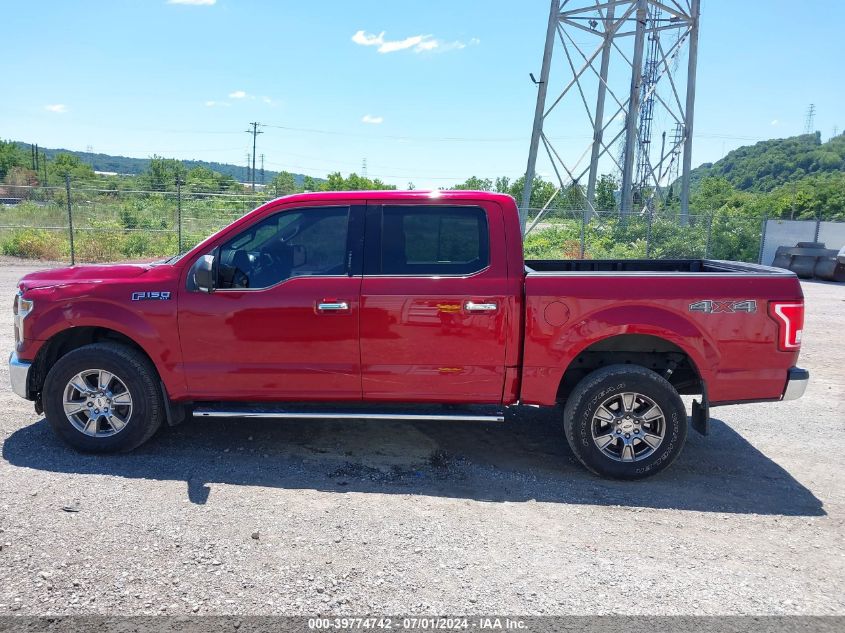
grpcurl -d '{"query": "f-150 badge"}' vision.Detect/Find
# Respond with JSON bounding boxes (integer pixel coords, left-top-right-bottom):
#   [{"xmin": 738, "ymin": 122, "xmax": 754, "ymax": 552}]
[
  {"xmin": 132, "ymin": 291, "xmax": 171, "ymax": 301},
  {"xmin": 689, "ymin": 299, "xmax": 756, "ymax": 314}
]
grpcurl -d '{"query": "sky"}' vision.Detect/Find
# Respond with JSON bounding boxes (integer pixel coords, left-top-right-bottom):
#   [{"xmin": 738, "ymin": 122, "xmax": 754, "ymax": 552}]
[{"xmin": 2, "ymin": 0, "xmax": 843, "ymax": 189}]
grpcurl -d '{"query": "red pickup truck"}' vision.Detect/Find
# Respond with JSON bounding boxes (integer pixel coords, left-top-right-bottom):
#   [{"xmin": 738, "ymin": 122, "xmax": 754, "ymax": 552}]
[{"xmin": 9, "ymin": 191, "xmax": 808, "ymax": 479}]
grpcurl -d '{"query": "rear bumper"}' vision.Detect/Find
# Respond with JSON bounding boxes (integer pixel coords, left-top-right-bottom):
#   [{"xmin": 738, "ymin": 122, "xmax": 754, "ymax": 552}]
[
  {"xmin": 8, "ymin": 352, "xmax": 31, "ymax": 399},
  {"xmin": 782, "ymin": 366, "xmax": 809, "ymax": 401}
]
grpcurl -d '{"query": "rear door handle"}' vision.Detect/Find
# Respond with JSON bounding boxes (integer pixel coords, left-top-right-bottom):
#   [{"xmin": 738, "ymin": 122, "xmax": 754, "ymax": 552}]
[
  {"xmin": 317, "ymin": 300, "xmax": 350, "ymax": 312},
  {"xmin": 465, "ymin": 300, "xmax": 498, "ymax": 312}
]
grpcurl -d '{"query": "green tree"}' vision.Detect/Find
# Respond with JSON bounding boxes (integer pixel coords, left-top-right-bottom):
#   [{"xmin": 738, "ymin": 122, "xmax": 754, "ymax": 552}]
[
  {"xmin": 185, "ymin": 166, "xmax": 219, "ymax": 194},
  {"xmin": 139, "ymin": 155, "xmax": 185, "ymax": 191},
  {"xmin": 0, "ymin": 140, "xmax": 29, "ymax": 180},
  {"xmin": 494, "ymin": 176, "xmax": 510, "ymax": 193},
  {"xmin": 506, "ymin": 175, "xmax": 558, "ymax": 212},
  {"xmin": 269, "ymin": 171, "xmax": 298, "ymax": 196},
  {"xmin": 595, "ymin": 173, "xmax": 618, "ymax": 211},
  {"xmin": 319, "ymin": 171, "xmax": 396, "ymax": 192},
  {"xmin": 450, "ymin": 176, "xmax": 493, "ymax": 191},
  {"xmin": 48, "ymin": 153, "xmax": 95, "ymax": 182}
]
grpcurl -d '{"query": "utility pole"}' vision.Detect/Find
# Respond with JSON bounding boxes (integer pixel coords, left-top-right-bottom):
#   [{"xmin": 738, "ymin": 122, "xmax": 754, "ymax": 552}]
[
  {"xmin": 260, "ymin": 153, "xmax": 265, "ymax": 184},
  {"xmin": 245, "ymin": 153, "xmax": 251, "ymax": 185},
  {"xmin": 245, "ymin": 122, "xmax": 263, "ymax": 191},
  {"xmin": 362, "ymin": 158, "xmax": 368, "ymax": 179},
  {"xmin": 804, "ymin": 104, "xmax": 816, "ymax": 135}
]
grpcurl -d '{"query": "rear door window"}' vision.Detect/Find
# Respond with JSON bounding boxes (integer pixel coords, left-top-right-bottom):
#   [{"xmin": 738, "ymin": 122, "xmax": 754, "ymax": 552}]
[{"xmin": 379, "ymin": 205, "xmax": 489, "ymax": 275}]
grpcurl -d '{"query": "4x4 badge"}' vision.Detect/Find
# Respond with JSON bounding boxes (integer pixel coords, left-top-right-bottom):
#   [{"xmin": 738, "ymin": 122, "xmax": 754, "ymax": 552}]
[{"xmin": 689, "ymin": 299, "xmax": 756, "ymax": 314}]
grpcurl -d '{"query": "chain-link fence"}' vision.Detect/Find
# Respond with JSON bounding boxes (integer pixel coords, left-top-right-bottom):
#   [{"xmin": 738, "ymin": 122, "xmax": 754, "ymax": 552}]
[
  {"xmin": 0, "ymin": 179, "xmax": 275, "ymax": 263},
  {"xmin": 523, "ymin": 206, "xmax": 769, "ymax": 263},
  {"xmin": 1, "ymin": 179, "xmax": 830, "ymax": 265}
]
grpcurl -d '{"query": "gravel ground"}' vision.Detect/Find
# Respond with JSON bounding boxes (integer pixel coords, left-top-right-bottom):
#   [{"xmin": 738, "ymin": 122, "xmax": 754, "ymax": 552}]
[{"xmin": 0, "ymin": 256, "xmax": 843, "ymax": 616}]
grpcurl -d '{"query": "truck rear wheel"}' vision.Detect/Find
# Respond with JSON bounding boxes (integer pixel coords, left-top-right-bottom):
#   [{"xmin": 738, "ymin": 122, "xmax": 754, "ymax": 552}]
[
  {"xmin": 42, "ymin": 343, "xmax": 164, "ymax": 453},
  {"xmin": 563, "ymin": 364, "xmax": 687, "ymax": 479}
]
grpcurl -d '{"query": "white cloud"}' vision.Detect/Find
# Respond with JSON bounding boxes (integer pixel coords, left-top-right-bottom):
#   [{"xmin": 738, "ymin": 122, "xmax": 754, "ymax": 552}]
[
  {"xmin": 167, "ymin": 0, "xmax": 216, "ymax": 5},
  {"xmin": 44, "ymin": 104, "xmax": 67, "ymax": 113},
  {"xmin": 229, "ymin": 90, "xmax": 247, "ymax": 99},
  {"xmin": 770, "ymin": 119, "xmax": 780, "ymax": 126},
  {"xmin": 379, "ymin": 34, "xmax": 427, "ymax": 53},
  {"xmin": 362, "ymin": 114, "xmax": 384, "ymax": 124},
  {"xmin": 351, "ymin": 30, "xmax": 477, "ymax": 54},
  {"xmin": 415, "ymin": 39, "xmax": 440, "ymax": 52},
  {"xmin": 352, "ymin": 30, "xmax": 385, "ymax": 47}
]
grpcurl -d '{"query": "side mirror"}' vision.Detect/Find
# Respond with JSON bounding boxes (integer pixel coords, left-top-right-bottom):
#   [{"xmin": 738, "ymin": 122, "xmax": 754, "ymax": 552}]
[{"xmin": 192, "ymin": 254, "xmax": 216, "ymax": 293}]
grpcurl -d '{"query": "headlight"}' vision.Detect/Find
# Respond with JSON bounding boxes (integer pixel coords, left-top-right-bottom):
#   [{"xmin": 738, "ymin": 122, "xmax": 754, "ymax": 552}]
[{"xmin": 13, "ymin": 291, "xmax": 34, "ymax": 348}]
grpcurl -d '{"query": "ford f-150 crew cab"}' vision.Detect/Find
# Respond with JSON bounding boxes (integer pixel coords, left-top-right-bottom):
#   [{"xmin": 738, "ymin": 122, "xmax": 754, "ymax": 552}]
[{"xmin": 9, "ymin": 191, "xmax": 809, "ymax": 478}]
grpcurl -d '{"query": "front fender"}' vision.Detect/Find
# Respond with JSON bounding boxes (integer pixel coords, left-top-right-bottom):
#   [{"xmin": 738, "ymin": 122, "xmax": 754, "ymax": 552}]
[{"xmin": 22, "ymin": 286, "xmax": 186, "ymax": 399}]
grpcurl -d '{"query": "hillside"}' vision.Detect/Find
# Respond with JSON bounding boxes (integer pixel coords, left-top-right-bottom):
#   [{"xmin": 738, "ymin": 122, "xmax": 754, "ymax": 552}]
[
  {"xmin": 12, "ymin": 142, "xmax": 310, "ymax": 186},
  {"xmin": 688, "ymin": 132, "xmax": 845, "ymax": 193}
]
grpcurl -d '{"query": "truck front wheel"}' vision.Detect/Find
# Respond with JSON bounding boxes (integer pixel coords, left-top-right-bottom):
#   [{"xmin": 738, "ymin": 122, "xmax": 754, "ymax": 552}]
[
  {"xmin": 563, "ymin": 364, "xmax": 688, "ymax": 479},
  {"xmin": 42, "ymin": 343, "xmax": 164, "ymax": 453}
]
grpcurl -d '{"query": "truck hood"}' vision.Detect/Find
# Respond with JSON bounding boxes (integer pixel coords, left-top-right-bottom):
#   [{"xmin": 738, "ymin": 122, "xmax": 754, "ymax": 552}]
[{"xmin": 18, "ymin": 263, "xmax": 153, "ymax": 291}]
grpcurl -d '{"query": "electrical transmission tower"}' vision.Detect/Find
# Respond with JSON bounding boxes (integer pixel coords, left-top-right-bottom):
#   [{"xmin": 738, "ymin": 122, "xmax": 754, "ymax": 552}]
[
  {"xmin": 804, "ymin": 104, "xmax": 816, "ymax": 135},
  {"xmin": 664, "ymin": 122, "xmax": 684, "ymax": 188},
  {"xmin": 633, "ymin": 4, "xmax": 662, "ymax": 207},
  {"xmin": 521, "ymin": 0, "xmax": 701, "ymax": 231}
]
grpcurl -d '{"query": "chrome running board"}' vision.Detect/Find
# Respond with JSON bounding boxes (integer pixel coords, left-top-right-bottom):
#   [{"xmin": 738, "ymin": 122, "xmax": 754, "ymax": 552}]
[{"xmin": 192, "ymin": 404, "xmax": 505, "ymax": 423}]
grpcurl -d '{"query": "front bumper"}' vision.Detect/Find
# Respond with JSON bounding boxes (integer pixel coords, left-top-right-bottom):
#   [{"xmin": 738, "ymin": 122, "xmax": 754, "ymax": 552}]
[
  {"xmin": 782, "ymin": 366, "xmax": 809, "ymax": 401},
  {"xmin": 8, "ymin": 352, "xmax": 31, "ymax": 399}
]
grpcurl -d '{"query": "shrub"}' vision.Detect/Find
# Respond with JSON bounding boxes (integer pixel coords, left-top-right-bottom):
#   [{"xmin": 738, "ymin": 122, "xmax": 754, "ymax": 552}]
[
  {"xmin": 1, "ymin": 229, "xmax": 66, "ymax": 260},
  {"xmin": 121, "ymin": 231, "xmax": 178, "ymax": 259},
  {"xmin": 75, "ymin": 230, "xmax": 127, "ymax": 262}
]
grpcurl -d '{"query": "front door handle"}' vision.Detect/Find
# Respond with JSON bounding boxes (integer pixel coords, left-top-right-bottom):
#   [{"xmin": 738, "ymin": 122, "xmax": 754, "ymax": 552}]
[
  {"xmin": 465, "ymin": 300, "xmax": 498, "ymax": 312},
  {"xmin": 317, "ymin": 300, "xmax": 350, "ymax": 312}
]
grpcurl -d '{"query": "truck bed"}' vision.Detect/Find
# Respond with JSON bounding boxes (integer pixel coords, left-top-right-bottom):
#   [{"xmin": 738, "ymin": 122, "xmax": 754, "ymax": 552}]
[
  {"xmin": 520, "ymin": 257, "xmax": 803, "ymax": 406},
  {"xmin": 525, "ymin": 258, "xmax": 793, "ymax": 275}
]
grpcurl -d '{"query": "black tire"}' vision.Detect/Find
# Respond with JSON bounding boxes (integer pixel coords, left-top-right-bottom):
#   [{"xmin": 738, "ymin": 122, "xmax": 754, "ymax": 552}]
[
  {"xmin": 42, "ymin": 343, "xmax": 164, "ymax": 453},
  {"xmin": 563, "ymin": 364, "xmax": 687, "ymax": 480}
]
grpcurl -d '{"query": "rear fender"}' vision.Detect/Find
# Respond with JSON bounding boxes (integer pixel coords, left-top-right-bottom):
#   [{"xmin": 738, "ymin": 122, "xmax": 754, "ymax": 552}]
[{"xmin": 524, "ymin": 304, "xmax": 718, "ymax": 405}]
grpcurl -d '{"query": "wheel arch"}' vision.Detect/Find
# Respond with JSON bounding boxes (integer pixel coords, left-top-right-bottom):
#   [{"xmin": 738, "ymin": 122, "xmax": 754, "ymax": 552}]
[
  {"xmin": 556, "ymin": 332, "xmax": 705, "ymax": 404},
  {"xmin": 29, "ymin": 326, "xmax": 161, "ymax": 400}
]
